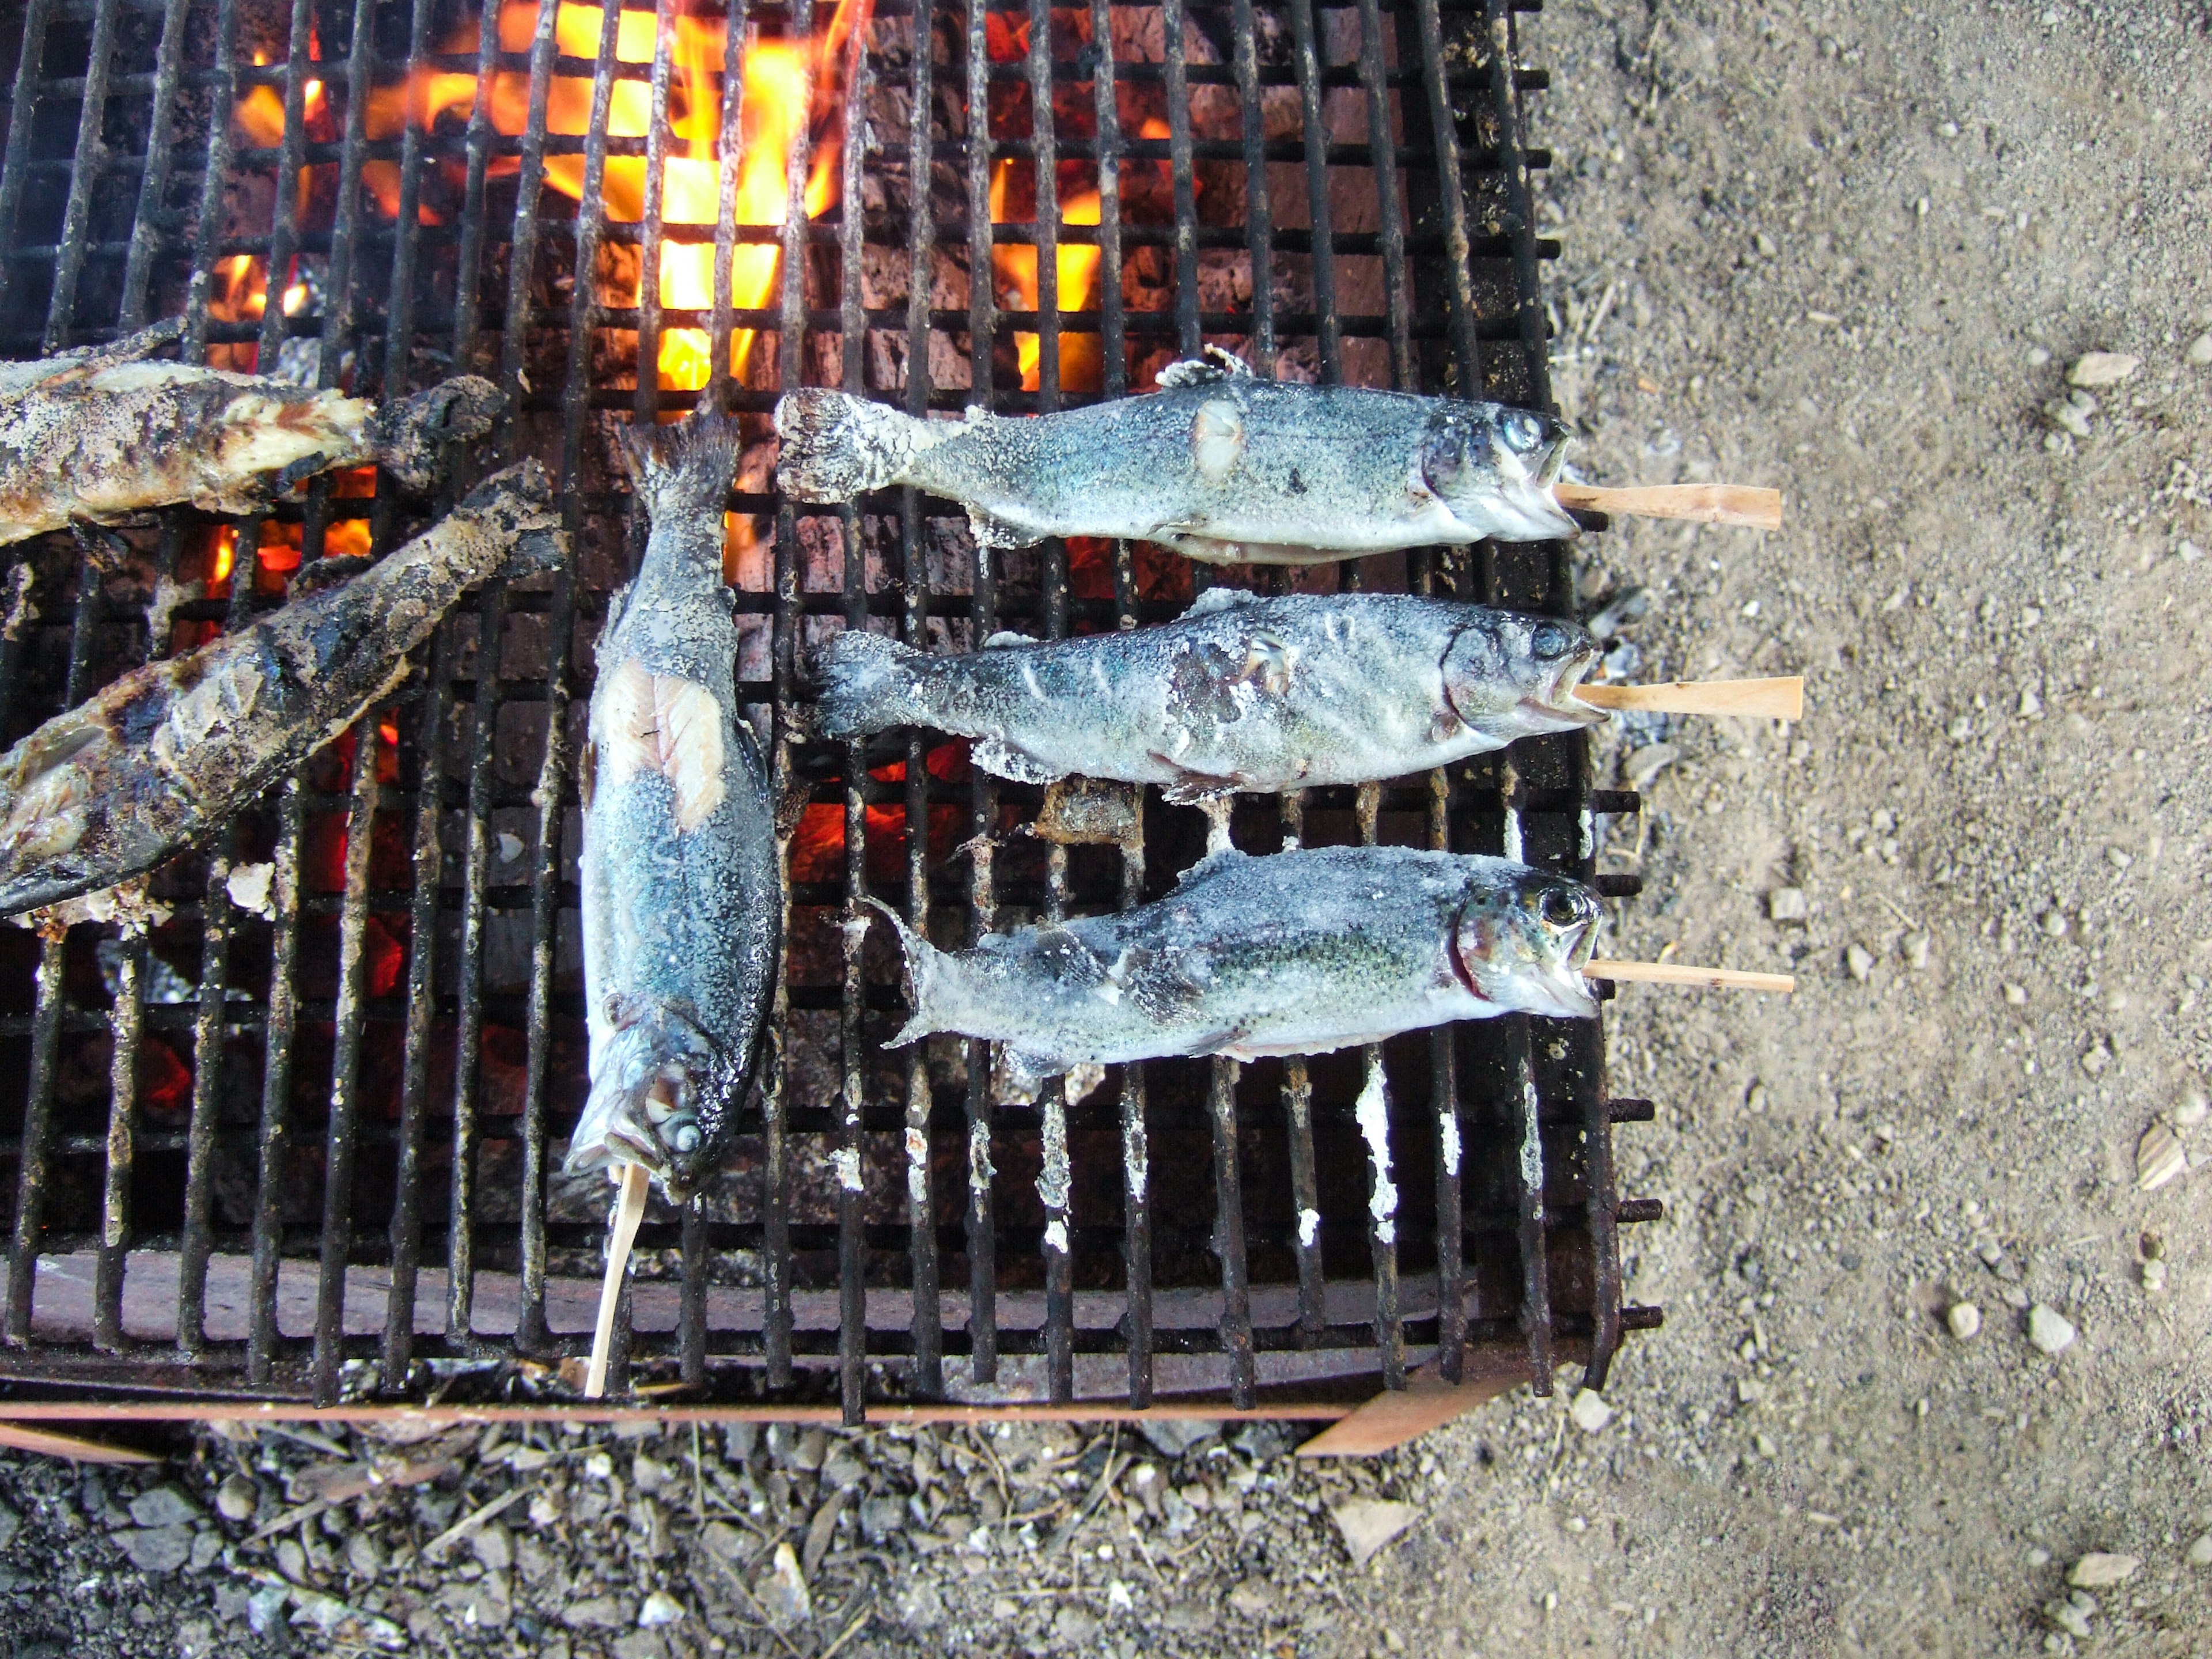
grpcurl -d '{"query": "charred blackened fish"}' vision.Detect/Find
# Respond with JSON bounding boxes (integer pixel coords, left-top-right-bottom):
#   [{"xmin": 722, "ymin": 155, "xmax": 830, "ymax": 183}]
[
  {"xmin": 567, "ymin": 416, "xmax": 779, "ymax": 1200},
  {"xmin": 776, "ymin": 347, "xmax": 1578, "ymax": 560},
  {"xmin": 868, "ymin": 844, "xmax": 1599, "ymax": 1089},
  {"xmin": 0, "ymin": 317, "xmax": 503, "ymax": 546},
  {"xmin": 0, "ymin": 461, "xmax": 563, "ymax": 917},
  {"xmin": 816, "ymin": 589, "xmax": 1600, "ymax": 800}
]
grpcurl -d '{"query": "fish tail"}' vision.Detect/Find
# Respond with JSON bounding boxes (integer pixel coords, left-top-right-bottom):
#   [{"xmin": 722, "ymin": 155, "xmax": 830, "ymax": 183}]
[
  {"xmin": 813, "ymin": 628, "xmax": 933, "ymax": 739},
  {"xmin": 369, "ymin": 376, "xmax": 506, "ymax": 493},
  {"xmin": 774, "ymin": 390, "xmax": 952, "ymax": 501},
  {"xmin": 860, "ymin": 896, "xmax": 952, "ymax": 1047},
  {"xmin": 621, "ymin": 409, "xmax": 745, "ymax": 517}
]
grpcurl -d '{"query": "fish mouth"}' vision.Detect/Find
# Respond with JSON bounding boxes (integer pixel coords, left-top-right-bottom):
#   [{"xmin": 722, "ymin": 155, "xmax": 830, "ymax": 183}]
[{"xmin": 1524, "ymin": 642, "xmax": 1605, "ymax": 728}]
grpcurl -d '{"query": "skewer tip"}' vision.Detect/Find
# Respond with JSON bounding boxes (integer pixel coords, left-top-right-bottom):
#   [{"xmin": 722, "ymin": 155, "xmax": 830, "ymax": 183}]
[{"xmin": 584, "ymin": 1160, "xmax": 652, "ymax": 1400}]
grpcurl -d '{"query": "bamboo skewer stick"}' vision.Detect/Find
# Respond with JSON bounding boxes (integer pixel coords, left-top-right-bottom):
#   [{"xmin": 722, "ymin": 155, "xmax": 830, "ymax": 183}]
[
  {"xmin": 1574, "ymin": 676, "xmax": 1803, "ymax": 720},
  {"xmin": 585, "ymin": 1160, "xmax": 652, "ymax": 1400},
  {"xmin": 1554, "ymin": 482, "xmax": 1783, "ymax": 531},
  {"xmin": 1585, "ymin": 960, "xmax": 1796, "ymax": 994}
]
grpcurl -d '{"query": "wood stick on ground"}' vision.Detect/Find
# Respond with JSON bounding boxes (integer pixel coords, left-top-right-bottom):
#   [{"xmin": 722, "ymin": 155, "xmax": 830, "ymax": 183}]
[
  {"xmin": 1553, "ymin": 481, "xmax": 1783, "ymax": 531},
  {"xmin": 1574, "ymin": 676, "xmax": 1804, "ymax": 720},
  {"xmin": 585, "ymin": 1160, "xmax": 651, "ymax": 1400},
  {"xmin": 1585, "ymin": 959, "xmax": 1796, "ymax": 994}
]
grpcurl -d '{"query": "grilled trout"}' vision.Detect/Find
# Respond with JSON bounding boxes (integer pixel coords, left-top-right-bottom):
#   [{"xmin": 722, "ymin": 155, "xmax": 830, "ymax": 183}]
[
  {"xmin": 568, "ymin": 415, "xmax": 779, "ymax": 1200},
  {"xmin": 815, "ymin": 589, "xmax": 1601, "ymax": 800},
  {"xmin": 775, "ymin": 347, "xmax": 1579, "ymax": 561},
  {"xmin": 869, "ymin": 844, "xmax": 1600, "ymax": 1089},
  {"xmin": 0, "ymin": 461, "xmax": 564, "ymax": 918},
  {"xmin": 0, "ymin": 317, "xmax": 503, "ymax": 546}
]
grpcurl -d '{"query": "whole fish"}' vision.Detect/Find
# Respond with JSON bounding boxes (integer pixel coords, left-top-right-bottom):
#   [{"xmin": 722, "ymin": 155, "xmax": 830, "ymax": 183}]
[
  {"xmin": 0, "ymin": 462, "xmax": 562, "ymax": 919},
  {"xmin": 775, "ymin": 347, "xmax": 1579, "ymax": 561},
  {"xmin": 567, "ymin": 415, "xmax": 779, "ymax": 1199},
  {"xmin": 0, "ymin": 317, "xmax": 503, "ymax": 546},
  {"xmin": 814, "ymin": 590, "xmax": 1600, "ymax": 800},
  {"xmin": 868, "ymin": 844, "xmax": 1600, "ymax": 1089}
]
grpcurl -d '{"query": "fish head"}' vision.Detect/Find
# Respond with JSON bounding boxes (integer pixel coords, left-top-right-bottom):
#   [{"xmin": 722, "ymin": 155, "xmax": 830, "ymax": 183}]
[
  {"xmin": 1441, "ymin": 611, "xmax": 1604, "ymax": 735},
  {"xmin": 1451, "ymin": 868, "xmax": 1601, "ymax": 1020},
  {"xmin": 566, "ymin": 1002, "xmax": 733, "ymax": 1197},
  {"xmin": 1421, "ymin": 406, "xmax": 1581, "ymax": 542}
]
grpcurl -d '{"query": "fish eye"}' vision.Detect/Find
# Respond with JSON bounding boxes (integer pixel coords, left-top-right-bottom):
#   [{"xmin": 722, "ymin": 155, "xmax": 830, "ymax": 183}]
[
  {"xmin": 1501, "ymin": 410, "xmax": 1548, "ymax": 453},
  {"xmin": 1530, "ymin": 622, "xmax": 1573, "ymax": 660},
  {"xmin": 1537, "ymin": 887, "xmax": 1586, "ymax": 930},
  {"xmin": 670, "ymin": 1120, "xmax": 702, "ymax": 1154}
]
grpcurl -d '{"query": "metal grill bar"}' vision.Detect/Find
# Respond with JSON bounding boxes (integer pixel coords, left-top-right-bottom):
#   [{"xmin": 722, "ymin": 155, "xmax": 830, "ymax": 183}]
[
  {"xmin": 1285, "ymin": 0, "xmax": 1339, "ymax": 377},
  {"xmin": 1157, "ymin": 0, "xmax": 1200, "ymax": 355},
  {"xmin": 41, "ymin": 0, "xmax": 122, "ymax": 350},
  {"xmin": 1353, "ymin": 781, "xmax": 1403, "ymax": 1388},
  {"xmin": 1227, "ymin": 0, "xmax": 1273, "ymax": 368},
  {"xmin": 1350, "ymin": 0, "xmax": 1411, "ymax": 387},
  {"xmin": 1207, "ymin": 1055, "xmax": 1253, "ymax": 1407}
]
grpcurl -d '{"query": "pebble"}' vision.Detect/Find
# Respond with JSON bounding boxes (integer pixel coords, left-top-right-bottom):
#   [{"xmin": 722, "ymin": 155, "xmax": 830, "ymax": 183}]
[
  {"xmin": 1053, "ymin": 1605, "xmax": 1101, "ymax": 1645},
  {"xmin": 637, "ymin": 1590, "xmax": 685, "ymax": 1628},
  {"xmin": 1623, "ymin": 743, "xmax": 1678, "ymax": 791},
  {"xmin": 2174, "ymin": 1089, "xmax": 2209, "ymax": 1130},
  {"xmin": 756, "ymin": 1541, "xmax": 812, "ymax": 1627},
  {"xmin": 345, "ymin": 1531, "xmax": 385, "ymax": 1578},
  {"xmin": 2027, "ymin": 1305, "xmax": 2075, "ymax": 1356},
  {"xmin": 213, "ymin": 1475, "xmax": 259, "ymax": 1523},
  {"xmin": 2037, "ymin": 909, "xmax": 2067, "ymax": 938},
  {"xmin": 2141, "ymin": 1259, "xmax": 2168, "ymax": 1292},
  {"xmin": 1902, "ymin": 932, "xmax": 1930, "ymax": 969},
  {"xmin": 113, "ymin": 1525, "xmax": 194, "ymax": 1574},
  {"xmin": 1331, "ymin": 1499, "xmax": 1416, "ymax": 1569},
  {"xmin": 1844, "ymin": 943, "xmax": 1873, "ymax": 983},
  {"xmin": 2186, "ymin": 1535, "xmax": 2212, "ymax": 1567},
  {"xmin": 2067, "ymin": 1552, "xmax": 2138, "ymax": 1589},
  {"xmin": 631, "ymin": 1454, "xmax": 675, "ymax": 1494},
  {"xmin": 1569, "ymin": 1389, "xmax": 1614, "ymax": 1434},
  {"xmin": 1228, "ymin": 1579, "xmax": 1278, "ymax": 1621},
  {"xmin": 496, "ymin": 831, "xmax": 525, "ymax": 864},
  {"xmin": 1767, "ymin": 887, "xmax": 1808, "ymax": 923},
  {"xmin": 1946, "ymin": 1302, "xmax": 1982, "ymax": 1341},
  {"xmin": 2047, "ymin": 1597, "xmax": 2092, "ymax": 1640},
  {"xmin": 2067, "ymin": 351, "xmax": 2139, "ymax": 388},
  {"xmin": 2002, "ymin": 983, "xmax": 2027, "ymax": 1006},
  {"xmin": 859, "ymin": 1494, "xmax": 907, "ymax": 1544},
  {"xmin": 471, "ymin": 1521, "xmax": 514, "ymax": 1573},
  {"xmin": 127, "ymin": 1486, "xmax": 200, "ymax": 1528},
  {"xmin": 1135, "ymin": 1418, "xmax": 1219, "ymax": 1459},
  {"xmin": 273, "ymin": 1536, "xmax": 310, "ymax": 1584},
  {"xmin": 2136, "ymin": 1122, "xmax": 2188, "ymax": 1191},
  {"xmin": 2188, "ymin": 333, "xmax": 2212, "ymax": 368},
  {"xmin": 563, "ymin": 1596, "xmax": 624, "ymax": 1631}
]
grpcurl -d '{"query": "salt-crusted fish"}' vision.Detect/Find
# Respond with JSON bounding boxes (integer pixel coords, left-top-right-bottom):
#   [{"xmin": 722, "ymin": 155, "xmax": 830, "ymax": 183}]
[
  {"xmin": 567, "ymin": 415, "xmax": 780, "ymax": 1199},
  {"xmin": 0, "ymin": 461, "xmax": 563, "ymax": 918},
  {"xmin": 0, "ymin": 317, "xmax": 503, "ymax": 547},
  {"xmin": 868, "ymin": 844, "xmax": 1600, "ymax": 1089},
  {"xmin": 815, "ymin": 589, "xmax": 1600, "ymax": 800},
  {"xmin": 775, "ymin": 347, "xmax": 1578, "ymax": 560}
]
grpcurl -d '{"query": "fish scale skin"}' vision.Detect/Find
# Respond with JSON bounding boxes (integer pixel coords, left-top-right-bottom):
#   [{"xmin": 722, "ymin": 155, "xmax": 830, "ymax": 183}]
[
  {"xmin": 776, "ymin": 359, "xmax": 1578, "ymax": 558},
  {"xmin": 877, "ymin": 846, "xmax": 1599, "ymax": 1082},
  {"xmin": 814, "ymin": 592, "xmax": 1599, "ymax": 796},
  {"xmin": 0, "ymin": 462, "xmax": 563, "ymax": 919},
  {"xmin": 573, "ymin": 416, "xmax": 779, "ymax": 1199}
]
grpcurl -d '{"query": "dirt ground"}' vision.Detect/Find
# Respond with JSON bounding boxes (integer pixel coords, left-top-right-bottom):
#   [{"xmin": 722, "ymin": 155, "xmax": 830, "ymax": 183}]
[{"xmin": 6, "ymin": 2, "xmax": 2211, "ymax": 1656}]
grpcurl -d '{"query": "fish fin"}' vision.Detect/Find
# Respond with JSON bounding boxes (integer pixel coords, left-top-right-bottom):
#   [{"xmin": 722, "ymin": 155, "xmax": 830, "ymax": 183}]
[
  {"xmin": 980, "ymin": 630, "xmax": 1036, "ymax": 649},
  {"xmin": 369, "ymin": 376, "xmax": 506, "ymax": 493},
  {"xmin": 812, "ymin": 628, "xmax": 929, "ymax": 739},
  {"xmin": 1154, "ymin": 762, "xmax": 1238, "ymax": 806},
  {"xmin": 996, "ymin": 1047, "xmax": 1068, "ymax": 1102},
  {"xmin": 775, "ymin": 389, "xmax": 950, "ymax": 500},
  {"xmin": 1155, "ymin": 346, "xmax": 1254, "ymax": 388},
  {"xmin": 35, "ymin": 317, "xmax": 186, "ymax": 387},
  {"xmin": 861, "ymin": 897, "xmax": 953, "ymax": 1047},
  {"xmin": 1119, "ymin": 945, "xmax": 1209, "ymax": 1027},
  {"xmin": 621, "ymin": 409, "xmax": 743, "ymax": 517},
  {"xmin": 972, "ymin": 737, "xmax": 1062, "ymax": 785},
  {"xmin": 1171, "ymin": 845, "xmax": 1248, "ymax": 887},
  {"xmin": 967, "ymin": 508, "xmax": 1037, "ymax": 551},
  {"xmin": 1181, "ymin": 586, "xmax": 1259, "ymax": 618}
]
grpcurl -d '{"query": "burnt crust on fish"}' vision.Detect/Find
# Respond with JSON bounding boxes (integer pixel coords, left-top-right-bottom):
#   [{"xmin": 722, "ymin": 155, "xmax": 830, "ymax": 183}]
[
  {"xmin": 867, "ymin": 844, "xmax": 1601, "ymax": 1090},
  {"xmin": 812, "ymin": 589, "xmax": 1602, "ymax": 800},
  {"xmin": 0, "ymin": 319, "xmax": 504, "ymax": 546},
  {"xmin": 569, "ymin": 414, "xmax": 781, "ymax": 1201},
  {"xmin": 775, "ymin": 347, "xmax": 1580, "ymax": 561},
  {"xmin": 0, "ymin": 461, "xmax": 563, "ymax": 918}
]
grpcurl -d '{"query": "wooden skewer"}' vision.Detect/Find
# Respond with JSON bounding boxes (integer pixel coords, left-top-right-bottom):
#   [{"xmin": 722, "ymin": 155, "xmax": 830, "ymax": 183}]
[
  {"xmin": 1574, "ymin": 676, "xmax": 1804, "ymax": 721},
  {"xmin": 1554, "ymin": 482, "xmax": 1783, "ymax": 531},
  {"xmin": 585, "ymin": 1160, "xmax": 651, "ymax": 1400},
  {"xmin": 1585, "ymin": 959, "xmax": 1796, "ymax": 994}
]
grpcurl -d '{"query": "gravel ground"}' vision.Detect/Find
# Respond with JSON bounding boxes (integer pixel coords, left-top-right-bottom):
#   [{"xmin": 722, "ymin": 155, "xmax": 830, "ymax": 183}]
[{"xmin": 7, "ymin": 2, "xmax": 2212, "ymax": 1655}]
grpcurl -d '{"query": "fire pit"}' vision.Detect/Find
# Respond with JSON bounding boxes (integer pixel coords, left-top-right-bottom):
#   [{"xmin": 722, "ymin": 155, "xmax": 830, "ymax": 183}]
[{"xmin": 0, "ymin": 0, "xmax": 1659, "ymax": 1421}]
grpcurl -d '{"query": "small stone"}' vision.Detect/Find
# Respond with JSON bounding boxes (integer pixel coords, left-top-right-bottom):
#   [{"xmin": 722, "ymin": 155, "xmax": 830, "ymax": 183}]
[
  {"xmin": 1623, "ymin": 743, "xmax": 1678, "ymax": 791},
  {"xmin": 638, "ymin": 1590, "xmax": 685, "ymax": 1628},
  {"xmin": 2080, "ymin": 1044, "xmax": 2110, "ymax": 1078},
  {"xmin": 2044, "ymin": 397, "xmax": 2092, "ymax": 438},
  {"xmin": 1946, "ymin": 1302, "xmax": 1982, "ymax": 1340},
  {"xmin": 756, "ymin": 1541, "xmax": 812, "ymax": 1627},
  {"xmin": 1755, "ymin": 231, "xmax": 1778, "ymax": 257},
  {"xmin": 1902, "ymin": 932, "xmax": 1930, "ymax": 969},
  {"xmin": 2186, "ymin": 1534, "xmax": 2212, "ymax": 1567},
  {"xmin": 213, "ymin": 1475, "xmax": 258, "ymax": 1523},
  {"xmin": 2187, "ymin": 334, "xmax": 2212, "ymax": 368},
  {"xmin": 1227, "ymin": 1580, "xmax": 1277, "ymax": 1621},
  {"xmin": 859, "ymin": 1495, "xmax": 907, "ymax": 1544},
  {"xmin": 700, "ymin": 1520, "xmax": 747, "ymax": 1565},
  {"xmin": 790, "ymin": 1428, "xmax": 829, "ymax": 1472},
  {"xmin": 471, "ymin": 1521, "xmax": 513, "ymax": 1574},
  {"xmin": 821, "ymin": 1452, "xmax": 867, "ymax": 1492},
  {"xmin": 2038, "ymin": 909, "xmax": 2067, "ymax": 938},
  {"xmin": 2066, "ymin": 351, "xmax": 2140, "ymax": 388},
  {"xmin": 115, "ymin": 1525, "xmax": 194, "ymax": 1574},
  {"xmin": 2002, "ymin": 983, "xmax": 2027, "ymax": 1006},
  {"xmin": 1844, "ymin": 943, "xmax": 1874, "ymax": 983},
  {"xmin": 895, "ymin": 1581, "xmax": 946, "ymax": 1630},
  {"xmin": 1053, "ymin": 1605, "xmax": 1101, "ymax": 1645},
  {"xmin": 345, "ymin": 1531, "xmax": 385, "ymax": 1578},
  {"xmin": 225, "ymin": 862, "xmax": 276, "ymax": 918},
  {"xmin": 188, "ymin": 1529, "xmax": 222, "ymax": 1573},
  {"xmin": 177, "ymin": 1615, "xmax": 218, "ymax": 1659},
  {"xmin": 496, "ymin": 831, "xmax": 525, "ymax": 865},
  {"xmin": 1330, "ymin": 1498, "xmax": 1417, "ymax": 1569},
  {"xmin": 563, "ymin": 1596, "xmax": 625, "ymax": 1631},
  {"xmin": 2173, "ymin": 1089, "xmax": 2210, "ymax": 1131},
  {"xmin": 1135, "ymin": 1418, "xmax": 1220, "ymax": 1459},
  {"xmin": 1569, "ymin": 1389, "xmax": 1613, "ymax": 1434},
  {"xmin": 2027, "ymin": 345, "xmax": 2052, "ymax": 366},
  {"xmin": 130, "ymin": 1486, "xmax": 202, "ymax": 1528},
  {"xmin": 611, "ymin": 1635, "xmax": 668, "ymax": 1659},
  {"xmin": 1767, "ymin": 887, "xmax": 1808, "ymax": 923},
  {"xmin": 630, "ymin": 1454, "xmax": 674, "ymax": 1494},
  {"xmin": 1754, "ymin": 1433, "xmax": 1779, "ymax": 1459},
  {"xmin": 2048, "ymin": 1599, "xmax": 2092, "ymax": 1640},
  {"xmin": 1125, "ymin": 1462, "xmax": 1166, "ymax": 1517},
  {"xmin": 2141, "ymin": 1259, "xmax": 2168, "ymax": 1292},
  {"xmin": 2137, "ymin": 1122, "xmax": 2188, "ymax": 1191},
  {"xmin": 2068, "ymin": 1552, "xmax": 2139, "ymax": 1589},
  {"xmin": 2027, "ymin": 1305, "xmax": 2076, "ymax": 1356}
]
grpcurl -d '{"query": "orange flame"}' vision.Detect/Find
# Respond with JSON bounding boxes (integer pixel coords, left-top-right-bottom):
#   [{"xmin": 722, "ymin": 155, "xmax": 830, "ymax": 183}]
[{"xmin": 990, "ymin": 162, "xmax": 1103, "ymax": 393}]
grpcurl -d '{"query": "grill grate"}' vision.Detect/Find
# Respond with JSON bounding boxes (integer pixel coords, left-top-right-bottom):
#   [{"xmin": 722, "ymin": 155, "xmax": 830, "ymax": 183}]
[{"xmin": 0, "ymin": 0, "xmax": 1662, "ymax": 1418}]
